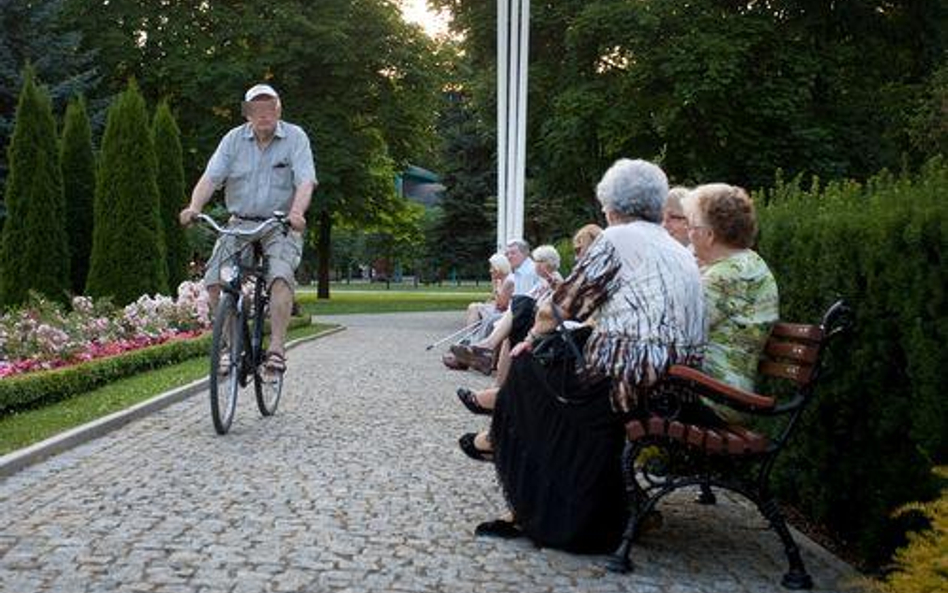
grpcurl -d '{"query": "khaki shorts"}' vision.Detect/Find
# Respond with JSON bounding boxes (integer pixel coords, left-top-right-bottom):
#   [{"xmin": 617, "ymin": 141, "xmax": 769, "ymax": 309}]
[{"xmin": 204, "ymin": 222, "xmax": 303, "ymax": 290}]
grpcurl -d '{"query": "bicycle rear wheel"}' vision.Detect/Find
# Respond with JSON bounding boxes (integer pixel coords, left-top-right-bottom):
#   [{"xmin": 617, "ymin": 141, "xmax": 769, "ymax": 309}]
[{"xmin": 209, "ymin": 294, "xmax": 242, "ymax": 434}]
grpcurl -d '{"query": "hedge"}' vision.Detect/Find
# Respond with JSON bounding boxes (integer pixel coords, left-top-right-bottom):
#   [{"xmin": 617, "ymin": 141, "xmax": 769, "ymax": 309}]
[
  {"xmin": 756, "ymin": 157, "xmax": 947, "ymax": 567},
  {"xmin": 0, "ymin": 316, "xmax": 313, "ymax": 415}
]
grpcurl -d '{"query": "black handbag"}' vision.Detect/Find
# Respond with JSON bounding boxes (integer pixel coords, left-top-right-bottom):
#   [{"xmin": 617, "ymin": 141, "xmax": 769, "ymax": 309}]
[{"xmin": 531, "ymin": 303, "xmax": 597, "ymax": 404}]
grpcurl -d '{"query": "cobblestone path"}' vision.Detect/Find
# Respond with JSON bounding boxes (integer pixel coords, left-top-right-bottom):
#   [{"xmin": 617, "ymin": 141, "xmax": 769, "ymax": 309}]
[{"xmin": 0, "ymin": 312, "xmax": 862, "ymax": 593}]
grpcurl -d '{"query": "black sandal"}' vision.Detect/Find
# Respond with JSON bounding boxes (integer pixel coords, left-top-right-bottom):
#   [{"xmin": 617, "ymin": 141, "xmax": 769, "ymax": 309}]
[
  {"xmin": 457, "ymin": 388, "xmax": 492, "ymax": 416},
  {"xmin": 458, "ymin": 432, "xmax": 493, "ymax": 462},
  {"xmin": 264, "ymin": 351, "xmax": 287, "ymax": 373},
  {"xmin": 475, "ymin": 519, "xmax": 522, "ymax": 539}
]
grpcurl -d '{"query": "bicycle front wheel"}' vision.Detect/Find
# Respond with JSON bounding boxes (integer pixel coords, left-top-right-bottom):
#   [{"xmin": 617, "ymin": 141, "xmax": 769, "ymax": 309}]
[
  {"xmin": 254, "ymin": 356, "xmax": 284, "ymax": 416},
  {"xmin": 209, "ymin": 294, "xmax": 242, "ymax": 434}
]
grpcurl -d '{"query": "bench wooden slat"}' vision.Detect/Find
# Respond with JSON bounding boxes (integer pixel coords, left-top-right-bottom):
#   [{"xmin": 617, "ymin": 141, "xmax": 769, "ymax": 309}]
[
  {"xmin": 770, "ymin": 322, "xmax": 822, "ymax": 342},
  {"xmin": 627, "ymin": 420, "xmax": 646, "ymax": 440},
  {"xmin": 686, "ymin": 425, "xmax": 706, "ymax": 448},
  {"xmin": 759, "ymin": 360, "xmax": 814, "ymax": 384},
  {"xmin": 647, "ymin": 416, "xmax": 666, "ymax": 436},
  {"xmin": 726, "ymin": 425, "xmax": 769, "ymax": 454},
  {"xmin": 704, "ymin": 429, "xmax": 725, "ymax": 453},
  {"xmin": 764, "ymin": 340, "xmax": 820, "ymax": 364}
]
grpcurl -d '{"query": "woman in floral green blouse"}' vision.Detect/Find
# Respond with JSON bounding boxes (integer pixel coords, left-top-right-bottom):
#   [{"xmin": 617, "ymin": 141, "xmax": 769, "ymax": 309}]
[{"xmin": 682, "ymin": 183, "xmax": 779, "ymax": 425}]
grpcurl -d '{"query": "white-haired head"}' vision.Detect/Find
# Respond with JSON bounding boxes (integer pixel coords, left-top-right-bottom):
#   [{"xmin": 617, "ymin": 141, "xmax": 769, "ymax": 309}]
[
  {"xmin": 532, "ymin": 244, "xmax": 560, "ymax": 273},
  {"xmin": 596, "ymin": 158, "xmax": 669, "ymax": 223},
  {"xmin": 488, "ymin": 252, "xmax": 511, "ymax": 276}
]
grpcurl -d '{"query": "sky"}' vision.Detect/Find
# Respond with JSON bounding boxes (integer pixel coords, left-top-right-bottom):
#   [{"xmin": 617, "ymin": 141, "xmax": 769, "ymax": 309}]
[{"xmin": 399, "ymin": 0, "xmax": 451, "ymax": 38}]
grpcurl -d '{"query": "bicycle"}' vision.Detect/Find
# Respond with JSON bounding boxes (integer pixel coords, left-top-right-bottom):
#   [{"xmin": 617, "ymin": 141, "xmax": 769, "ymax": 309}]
[{"xmin": 196, "ymin": 212, "xmax": 289, "ymax": 434}]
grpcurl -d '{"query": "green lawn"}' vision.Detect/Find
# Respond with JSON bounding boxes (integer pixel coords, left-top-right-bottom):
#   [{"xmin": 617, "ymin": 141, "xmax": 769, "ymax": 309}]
[
  {"xmin": 297, "ymin": 287, "xmax": 482, "ymax": 316},
  {"xmin": 0, "ymin": 323, "xmax": 331, "ymax": 455},
  {"xmin": 300, "ymin": 280, "xmax": 493, "ymax": 294}
]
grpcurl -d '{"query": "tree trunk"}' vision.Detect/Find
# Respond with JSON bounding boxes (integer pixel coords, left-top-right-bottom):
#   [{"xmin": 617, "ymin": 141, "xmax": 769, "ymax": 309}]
[{"xmin": 317, "ymin": 208, "xmax": 331, "ymax": 299}]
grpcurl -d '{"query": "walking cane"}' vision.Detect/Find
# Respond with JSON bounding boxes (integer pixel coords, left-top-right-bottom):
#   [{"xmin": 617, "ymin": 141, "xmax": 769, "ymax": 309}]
[{"xmin": 425, "ymin": 318, "xmax": 485, "ymax": 351}]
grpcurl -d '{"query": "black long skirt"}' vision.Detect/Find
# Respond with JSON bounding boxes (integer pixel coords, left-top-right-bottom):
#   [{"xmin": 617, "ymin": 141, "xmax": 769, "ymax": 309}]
[{"xmin": 489, "ymin": 354, "xmax": 628, "ymax": 553}]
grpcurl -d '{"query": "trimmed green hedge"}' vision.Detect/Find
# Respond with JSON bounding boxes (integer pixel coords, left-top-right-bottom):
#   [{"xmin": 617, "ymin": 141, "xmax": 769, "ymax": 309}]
[
  {"xmin": 756, "ymin": 157, "xmax": 947, "ymax": 567},
  {"xmin": 0, "ymin": 316, "xmax": 313, "ymax": 414}
]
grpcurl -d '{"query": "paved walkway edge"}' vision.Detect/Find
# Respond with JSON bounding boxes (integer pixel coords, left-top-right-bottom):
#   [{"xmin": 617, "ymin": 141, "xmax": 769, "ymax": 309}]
[{"xmin": 0, "ymin": 325, "xmax": 346, "ymax": 478}]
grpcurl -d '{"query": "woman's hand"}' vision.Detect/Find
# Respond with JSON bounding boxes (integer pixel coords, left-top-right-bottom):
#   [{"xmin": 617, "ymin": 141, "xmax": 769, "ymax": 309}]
[{"xmin": 510, "ymin": 340, "xmax": 533, "ymax": 358}]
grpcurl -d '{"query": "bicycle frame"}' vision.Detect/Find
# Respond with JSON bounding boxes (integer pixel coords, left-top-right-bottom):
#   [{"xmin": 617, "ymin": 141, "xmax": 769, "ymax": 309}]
[
  {"xmin": 219, "ymin": 243, "xmax": 270, "ymax": 388},
  {"xmin": 197, "ymin": 213, "xmax": 287, "ymax": 385}
]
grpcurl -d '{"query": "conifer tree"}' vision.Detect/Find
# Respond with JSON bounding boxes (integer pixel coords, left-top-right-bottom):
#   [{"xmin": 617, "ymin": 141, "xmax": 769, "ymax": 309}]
[
  {"xmin": 86, "ymin": 79, "xmax": 167, "ymax": 304},
  {"xmin": 0, "ymin": 66, "xmax": 69, "ymax": 306},
  {"xmin": 60, "ymin": 96, "xmax": 95, "ymax": 294},
  {"xmin": 152, "ymin": 101, "xmax": 188, "ymax": 292}
]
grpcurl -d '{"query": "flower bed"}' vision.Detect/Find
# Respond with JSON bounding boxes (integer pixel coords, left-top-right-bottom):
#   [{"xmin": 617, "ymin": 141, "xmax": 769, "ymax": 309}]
[{"xmin": 0, "ymin": 281, "xmax": 211, "ymax": 378}]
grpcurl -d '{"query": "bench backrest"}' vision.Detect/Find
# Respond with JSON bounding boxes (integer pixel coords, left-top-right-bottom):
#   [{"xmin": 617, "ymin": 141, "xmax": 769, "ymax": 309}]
[{"xmin": 759, "ymin": 322, "xmax": 825, "ymax": 387}]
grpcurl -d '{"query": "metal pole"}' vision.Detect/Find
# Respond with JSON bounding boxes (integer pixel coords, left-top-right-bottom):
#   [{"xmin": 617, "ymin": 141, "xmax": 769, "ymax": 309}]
[
  {"xmin": 505, "ymin": 0, "xmax": 521, "ymax": 246},
  {"xmin": 496, "ymin": 0, "xmax": 509, "ymax": 251},
  {"xmin": 513, "ymin": 0, "xmax": 530, "ymax": 240}
]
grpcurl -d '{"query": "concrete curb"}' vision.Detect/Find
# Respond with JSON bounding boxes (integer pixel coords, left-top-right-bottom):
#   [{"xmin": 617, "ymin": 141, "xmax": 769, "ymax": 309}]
[{"xmin": 0, "ymin": 324, "xmax": 346, "ymax": 478}]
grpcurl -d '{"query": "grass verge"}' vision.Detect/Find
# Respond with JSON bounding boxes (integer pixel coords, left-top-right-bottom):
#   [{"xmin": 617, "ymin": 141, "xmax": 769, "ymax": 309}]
[
  {"xmin": 298, "ymin": 290, "xmax": 479, "ymax": 316},
  {"xmin": 0, "ymin": 323, "xmax": 331, "ymax": 455}
]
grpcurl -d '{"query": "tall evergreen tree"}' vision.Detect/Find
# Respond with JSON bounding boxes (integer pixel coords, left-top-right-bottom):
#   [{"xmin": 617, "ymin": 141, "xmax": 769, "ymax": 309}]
[
  {"xmin": 86, "ymin": 79, "xmax": 167, "ymax": 304},
  {"xmin": 0, "ymin": 67, "xmax": 70, "ymax": 306},
  {"xmin": 152, "ymin": 101, "xmax": 188, "ymax": 292},
  {"xmin": 430, "ymin": 91, "xmax": 495, "ymax": 279},
  {"xmin": 60, "ymin": 95, "xmax": 95, "ymax": 294}
]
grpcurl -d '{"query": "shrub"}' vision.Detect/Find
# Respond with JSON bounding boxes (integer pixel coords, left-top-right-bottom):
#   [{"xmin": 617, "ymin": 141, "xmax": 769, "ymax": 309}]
[
  {"xmin": 879, "ymin": 468, "xmax": 948, "ymax": 593},
  {"xmin": 152, "ymin": 101, "xmax": 189, "ymax": 291},
  {"xmin": 60, "ymin": 96, "xmax": 96, "ymax": 294},
  {"xmin": 756, "ymin": 157, "xmax": 948, "ymax": 567},
  {"xmin": 0, "ymin": 66, "xmax": 70, "ymax": 307},
  {"xmin": 86, "ymin": 79, "xmax": 168, "ymax": 304}
]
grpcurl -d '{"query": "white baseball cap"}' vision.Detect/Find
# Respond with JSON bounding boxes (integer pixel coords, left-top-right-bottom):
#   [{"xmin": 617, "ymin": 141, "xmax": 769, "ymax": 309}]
[{"xmin": 244, "ymin": 83, "xmax": 279, "ymax": 102}]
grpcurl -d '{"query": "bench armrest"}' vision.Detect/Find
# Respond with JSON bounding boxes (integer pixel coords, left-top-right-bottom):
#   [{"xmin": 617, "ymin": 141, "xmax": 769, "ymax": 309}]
[{"xmin": 667, "ymin": 365, "xmax": 777, "ymax": 413}]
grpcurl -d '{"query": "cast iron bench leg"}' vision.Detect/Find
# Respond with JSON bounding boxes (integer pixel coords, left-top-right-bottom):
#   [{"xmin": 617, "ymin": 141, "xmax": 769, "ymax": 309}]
[{"xmin": 759, "ymin": 497, "xmax": 813, "ymax": 589}]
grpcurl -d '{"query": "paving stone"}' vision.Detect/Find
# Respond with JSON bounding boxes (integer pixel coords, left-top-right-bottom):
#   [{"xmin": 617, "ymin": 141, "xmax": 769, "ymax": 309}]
[{"xmin": 0, "ymin": 312, "xmax": 864, "ymax": 593}]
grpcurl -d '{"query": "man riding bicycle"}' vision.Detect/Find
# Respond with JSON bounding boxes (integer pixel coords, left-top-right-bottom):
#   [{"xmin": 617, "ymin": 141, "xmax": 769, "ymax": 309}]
[{"xmin": 179, "ymin": 83, "xmax": 317, "ymax": 374}]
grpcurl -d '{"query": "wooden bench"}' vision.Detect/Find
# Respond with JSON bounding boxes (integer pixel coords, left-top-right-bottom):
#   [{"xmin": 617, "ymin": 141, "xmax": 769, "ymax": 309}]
[{"xmin": 606, "ymin": 300, "xmax": 851, "ymax": 589}]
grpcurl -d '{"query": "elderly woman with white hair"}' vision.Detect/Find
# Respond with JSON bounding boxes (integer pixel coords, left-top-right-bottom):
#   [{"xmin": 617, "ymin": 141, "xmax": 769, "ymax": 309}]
[{"xmin": 469, "ymin": 159, "xmax": 705, "ymax": 552}]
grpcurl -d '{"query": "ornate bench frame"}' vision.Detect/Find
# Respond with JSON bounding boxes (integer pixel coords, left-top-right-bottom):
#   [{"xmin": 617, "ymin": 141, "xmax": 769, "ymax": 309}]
[{"xmin": 607, "ymin": 300, "xmax": 851, "ymax": 589}]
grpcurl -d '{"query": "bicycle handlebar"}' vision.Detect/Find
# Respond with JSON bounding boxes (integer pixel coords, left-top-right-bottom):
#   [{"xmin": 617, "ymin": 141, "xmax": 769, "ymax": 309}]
[{"xmin": 195, "ymin": 212, "xmax": 288, "ymax": 237}]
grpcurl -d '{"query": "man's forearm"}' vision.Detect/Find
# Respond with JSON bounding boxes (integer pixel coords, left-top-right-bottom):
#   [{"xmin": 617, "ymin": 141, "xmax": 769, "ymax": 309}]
[
  {"xmin": 188, "ymin": 174, "xmax": 217, "ymax": 212},
  {"xmin": 290, "ymin": 180, "xmax": 315, "ymax": 216}
]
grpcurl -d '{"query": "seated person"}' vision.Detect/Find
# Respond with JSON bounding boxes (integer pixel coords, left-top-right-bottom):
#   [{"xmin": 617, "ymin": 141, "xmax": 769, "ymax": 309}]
[
  {"xmin": 464, "ymin": 159, "xmax": 705, "ymax": 553},
  {"xmin": 572, "ymin": 223, "xmax": 603, "ymax": 260},
  {"xmin": 662, "ymin": 186, "xmax": 691, "ymax": 246},
  {"xmin": 455, "ymin": 226, "xmax": 601, "ymax": 414},
  {"xmin": 463, "ymin": 253, "xmax": 514, "ymax": 336},
  {"xmin": 452, "ymin": 244, "xmax": 563, "ymax": 378},
  {"xmin": 443, "ymin": 253, "xmax": 513, "ymax": 370},
  {"xmin": 680, "ymin": 183, "xmax": 779, "ymax": 425}
]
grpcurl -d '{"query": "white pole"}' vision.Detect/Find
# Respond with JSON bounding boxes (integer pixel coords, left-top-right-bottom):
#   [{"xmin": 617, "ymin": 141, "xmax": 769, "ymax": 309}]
[
  {"xmin": 513, "ymin": 0, "xmax": 529, "ymax": 240},
  {"xmin": 505, "ymin": 0, "xmax": 521, "ymax": 246},
  {"xmin": 496, "ymin": 0, "xmax": 509, "ymax": 251}
]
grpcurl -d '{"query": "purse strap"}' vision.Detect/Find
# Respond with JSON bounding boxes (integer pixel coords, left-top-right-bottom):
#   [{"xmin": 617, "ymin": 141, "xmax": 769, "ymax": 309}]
[{"xmin": 550, "ymin": 302, "xmax": 586, "ymax": 370}]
